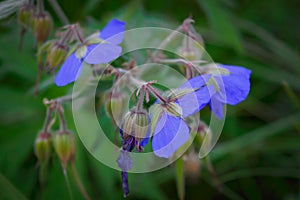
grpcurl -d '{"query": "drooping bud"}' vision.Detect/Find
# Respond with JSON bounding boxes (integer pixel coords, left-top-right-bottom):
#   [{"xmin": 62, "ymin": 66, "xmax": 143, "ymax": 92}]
[
  {"xmin": 105, "ymin": 92, "xmax": 128, "ymax": 126},
  {"xmin": 53, "ymin": 130, "xmax": 75, "ymax": 169},
  {"xmin": 177, "ymin": 18, "xmax": 205, "ymax": 60},
  {"xmin": 121, "ymin": 108, "xmax": 149, "ymax": 145},
  {"xmin": 34, "ymin": 132, "xmax": 52, "ymax": 164},
  {"xmin": 46, "ymin": 42, "xmax": 68, "ymax": 69},
  {"xmin": 32, "ymin": 12, "xmax": 52, "ymax": 44},
  {"xmin": 183, "ymin": 150, "xmax": 201, "ymax": 178},
  {"xmin": 18, "ymin": 4, "xmax": 34, "ymax": 28}
]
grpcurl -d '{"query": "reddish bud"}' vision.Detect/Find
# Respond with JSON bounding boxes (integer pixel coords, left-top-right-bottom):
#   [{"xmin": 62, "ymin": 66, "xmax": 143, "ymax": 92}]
[
  {"xmin": 183, "ymin": 151, "xmax": 201, "ymax": 178},
  {"xmin": 18, "ymin": 4, "xmax": 34, "ymax": 28},
  {"xmin": 53, "ymin": 130, "xmax": 75, "ymax": 169},
  {"xmin": 32, "ymin": 12, "xmax": 52, "ymax": 44},
  {"xmin": 46, "ymin": 43, "xmax": 68, "ymax": 69},
  {"xmin": 34, "ymin": 132, "xmax": 52, "ymax": 163}
]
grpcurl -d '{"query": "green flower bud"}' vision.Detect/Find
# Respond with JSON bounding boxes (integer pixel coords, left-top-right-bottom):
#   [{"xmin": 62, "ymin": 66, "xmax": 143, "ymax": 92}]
[
  {"xmin": 32, "ymin": 12, "xmax": 52, "ymax": 44},
  {"xmin": 34, "ymin": 132, "xmax": 52, "ymax": 163},
  {"xmin": 53, "ymin": 130, "xmax": 75, "ymax": 168},
  {"xmin": 105, "ymin": 92, "xmax": 128, "ymax": 125},
  {"xmin": 18, "ymin": 4, "xmax": 34, "ymax": 28},
  {"xmin": 122, "ymin": 108, "xmax": 149, "ymax": 141},
  {"xmin": 46, "ymin": 43, "xmax": 68, "ymax": 69}
]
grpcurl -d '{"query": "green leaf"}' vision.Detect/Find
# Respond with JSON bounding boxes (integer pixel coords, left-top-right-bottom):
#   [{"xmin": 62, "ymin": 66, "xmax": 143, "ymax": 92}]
[
  {"xmin": 197, "ymin": 0, "xmax": 244, "ymax": 53},
  {"xmin": 211, "ymin": 112, "xmax": 300, "ymax": 161},
  {"xmin": 0, "ymin": 173, "xmax": 27, "ymax": 200}
]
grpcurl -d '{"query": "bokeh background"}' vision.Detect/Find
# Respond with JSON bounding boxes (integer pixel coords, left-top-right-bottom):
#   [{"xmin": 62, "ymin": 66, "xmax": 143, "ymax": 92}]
[{"xmin": 0, "ymin": 0, "xmax": 300, "ymax": 199}]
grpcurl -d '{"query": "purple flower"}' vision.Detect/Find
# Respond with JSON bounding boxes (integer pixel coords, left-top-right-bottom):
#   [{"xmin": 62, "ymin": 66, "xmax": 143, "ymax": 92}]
[
  {"xmin": 150, "ymin": 75, "xmax": 213, "ymax": 158},
  {"xmin": 208, "ymin": 64, "xmax": 251, "ymax": 119},
  {"xmin": 151, "ymin": 64, "xmax": 251, "ymax": 158},
  {"xmin": 55, "ymin": 19, "xmax": 125, "ymax": 86},
  {"xmin": 152, "ymin": 111, "xmax": 190, "ymax": 158}
]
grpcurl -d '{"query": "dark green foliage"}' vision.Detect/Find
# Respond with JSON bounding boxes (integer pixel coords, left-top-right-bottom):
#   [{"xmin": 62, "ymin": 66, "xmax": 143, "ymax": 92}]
[{"xmin": 0, "ymin": 0, "xmax": 299, "ymax": 199}]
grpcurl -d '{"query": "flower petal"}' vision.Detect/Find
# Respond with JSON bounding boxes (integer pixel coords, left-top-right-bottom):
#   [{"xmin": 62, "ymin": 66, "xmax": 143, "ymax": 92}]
[
  {"xmin": 209, "ymin": 94, "xmax": 225, "ymax": 119},
  {"xmin": 152, "ymin": 112, "xmax": 190, "ymax": 158},
  {"xmin": 100, "ymin": 18, "xmax": 125, "ymax": 45},
  {"xmin": 179, "ymin": 74, "xmax": 211, "ymax": 89},
  {"xmin": 216, "ymin": 65, "xmax": 251, "ymax": 105},
  {"xmin": 55, "ymin": 53, "xmax": 83, "ymax": 86},
  {"xmin": 117, "ymin": 150, "xmax": 133, "ymax": 171},
  {"xmin": 219, "ymin": 64, "xmax": 251, "ymax": 79},
  {"xmin": 178, "ymin": 84, "xmax": 215, "ymax": 118},
  {"xmin": 84, "ymin": 43, "xmax": 122, "ymax": 65},
  {"xmin": 178, "ymin": 74, "xmax": 214, "ymax": 117}
]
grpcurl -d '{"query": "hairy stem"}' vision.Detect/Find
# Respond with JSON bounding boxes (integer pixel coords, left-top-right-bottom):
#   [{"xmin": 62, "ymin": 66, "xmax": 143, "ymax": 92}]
[
  {"xmin": 57, "ymin": 104, "xmax": 66, "ymax": 131},
  {"xmin": 42, "ymin": 107, "xmax": 53, "ymax": 132},
  {"xmin": 137, "ymin": 86, "xmax": 146, "ymax": 111},
  {"xmin": 37, "ymin": 0, "xmax": 44, "ymax": 13}
]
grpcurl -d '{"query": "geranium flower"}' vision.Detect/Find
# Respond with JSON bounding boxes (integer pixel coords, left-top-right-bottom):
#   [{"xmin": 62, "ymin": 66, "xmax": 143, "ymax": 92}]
[
  {"xmin": 150, "ymin": 64, "xmax": 251, "ymax": 158},
  {"xmin": 150, "ymin": 75, "xmax": 213, "ymax": 158},
  {"xmin": 55, "ymin": 19, "xmax": 125, "ymax": 86},
  {"xmin": 207, "ymin": 64, "xmax": 251, "ymax": 119},
  {"xmin": 182, "ymin": 64, "xmax": 251, "ymax": 119}
]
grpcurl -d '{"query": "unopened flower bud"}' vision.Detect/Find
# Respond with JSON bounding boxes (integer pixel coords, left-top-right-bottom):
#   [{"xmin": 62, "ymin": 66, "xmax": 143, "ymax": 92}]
[
  {"xmin": 46, "ymin": 43, "xmax": 68, "ymax": 69},
  {"xmin": 34, "ymin": 132, "xmax": 52, "ymax": 163},
  {"xmin": 183, "ymin": 150, "xmax": 201, "ymax": 178},
  {"xmin": 105, "ymin": 92, "xmax": 128, "ymax": 125},
  {"xmin": 122, "ymin": 108, "xmax": 149, "ymax": 142},
  {"xmin": 53, "ymin": 130, "xmax": 75, "ymax": 168},
  {"xmin": 32, "ymin": 12, "xmax": 52, "ymax": 44},
  {"xmin": 18, "ymin": 4, "xmax": 34, "ymax": 28}
]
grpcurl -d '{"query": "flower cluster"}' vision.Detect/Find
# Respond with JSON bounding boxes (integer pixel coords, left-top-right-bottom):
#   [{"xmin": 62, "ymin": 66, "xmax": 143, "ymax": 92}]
[
  {"xmin": 32, "ymin": 14, "xmax": 251, "ymax": 198},
  {"xmin": 5, "ymin": 0, "xmax": 253, "ymax": 198},
  {"xmin": 108, "ymin": 20, "xmax": 251, "ymax": 196}
]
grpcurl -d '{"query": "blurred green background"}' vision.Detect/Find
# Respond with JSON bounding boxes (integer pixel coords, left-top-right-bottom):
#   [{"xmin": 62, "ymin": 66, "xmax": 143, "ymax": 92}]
[{"xmin": 0, "ymin": 0, "xmax": 300, "ymax": 199}]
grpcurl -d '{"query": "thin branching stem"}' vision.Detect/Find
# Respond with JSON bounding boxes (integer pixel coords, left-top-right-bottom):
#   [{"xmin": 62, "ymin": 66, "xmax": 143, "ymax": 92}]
[
  {"xmin": 42, "ymin": 106, "xmax": 53, "ymax": 133},
  {"xmin": 47, "ymin": 0, "xmax": 70, "ymax": 24}
]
